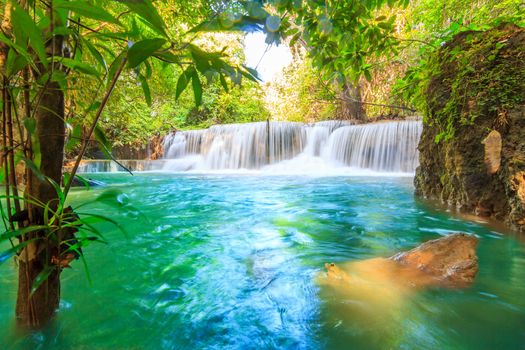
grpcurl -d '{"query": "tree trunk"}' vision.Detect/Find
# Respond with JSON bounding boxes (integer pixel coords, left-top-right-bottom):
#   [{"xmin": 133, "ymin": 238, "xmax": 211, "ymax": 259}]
[
  {"xmin": 15, "ymin": 7, "xmax": 66, "ymax": 327},
  {"xmin": 16, "ymin": 259, "xmax": 61, "ymax": 328},
  {"xmin": 339, "ymin": 81, "xmax": 365, "ymax": 120}
]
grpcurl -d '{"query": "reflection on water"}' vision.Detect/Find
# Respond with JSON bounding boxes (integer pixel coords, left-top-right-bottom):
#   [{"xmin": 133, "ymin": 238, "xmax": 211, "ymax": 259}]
[{"xmin": 0, "ymin": 174, "xmax": 524, "ymax": 349}]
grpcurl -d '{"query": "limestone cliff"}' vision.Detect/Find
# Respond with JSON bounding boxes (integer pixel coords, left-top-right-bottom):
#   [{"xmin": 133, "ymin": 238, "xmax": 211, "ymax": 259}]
[{"xmin": 415, "ymin": 24, "xmax": 525, "ymax": 231}]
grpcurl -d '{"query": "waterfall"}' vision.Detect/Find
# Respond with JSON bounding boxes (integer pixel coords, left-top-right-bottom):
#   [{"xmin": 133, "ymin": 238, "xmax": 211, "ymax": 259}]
[
  {"xmin": 162, "ymin": 120, "xmax": 422, "ymax": 174},
  {"xmin": 322, "ymin": 121, "xmax": 422, "ymax": 173}
]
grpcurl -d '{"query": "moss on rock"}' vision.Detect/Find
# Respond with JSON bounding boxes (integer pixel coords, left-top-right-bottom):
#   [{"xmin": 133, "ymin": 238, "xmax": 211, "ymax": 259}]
[{"xmin": 415, "ymin": 24, "xmax": 525, "ymax": 231}]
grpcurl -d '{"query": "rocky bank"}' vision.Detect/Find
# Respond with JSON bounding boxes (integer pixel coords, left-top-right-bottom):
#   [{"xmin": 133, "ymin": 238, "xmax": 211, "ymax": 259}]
[{"xmin": 415, "ymin": 24, "xmax": 525, "ymax": 231}]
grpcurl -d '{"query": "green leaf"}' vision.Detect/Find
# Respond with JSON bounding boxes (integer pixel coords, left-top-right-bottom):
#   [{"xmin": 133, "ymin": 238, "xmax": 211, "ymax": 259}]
[
  {"xmin": 66, "ymin": 123, "xmax": 82, "ymax": 151},
  {"xmin": 30, "ymin": 265, "xmax": 55, "ymax": 296},
  {"xmin": 0, "ymin": 239, "xmax": 35, "ymax": 265},
  {"xmin": 191, "ymin": 72, "xmax": 202, "ymax": 106},
  {"xmin": 57, "ymin": 57, "xmax": 99, "ymax": 76},
  {"xmin": 138, "ymin": 74, "xmax": 152, "ymax": 106},
  {"xmin": 86, "ymin": 101, "xmax": 101, "ymax": 113},
  {"xmin": 71, "ymin": 174, "xmax": 91, "ymax": 189},
  {"xmin": 94, "ymin": 125, "xmax": 112, "ymax": 156},
  {"xmin": 11, "ymin": 4, "xmax": 47, "ymax": 68},
  {"xmin": 175, "ymin": 67, "xmax": 193, "ymax": 100},
  {"xmin": 94, "ymin": 126, "xmax": 133, "ymax": 175},
  {"xmin": 107, "ymin": 52, "xmax": 126, "ymax": 88},
  {"xmin": 127, "ymin": 38, "xmax": 166, "ymax": 68},
  {"xmin": 123, "ymin": 1, "xmax": 168, "ymax": 38},
  {"xmin": 94, "ymin": 189, "xmax": 129, "ymax": 207},
  {"xmin": 55, "ymin": 1, "xmax": 121, "ymax": 25},
  {"xmin": 154, "ymin": 51, "xmax": 180, "ymax": 63},
  {"xmin": 22, "ymin": 157, "xmax": 45, "ymax": 182},
  {"xmin": 289, "ymin": 32, "xmax": 302, "ymax": 47},
  {"xmin": 241, "ymin": 65, "xmax": 261, "ymax": 82},
  {"xmin": 0, "ymin": 32, "xmax": 38, "ymax": 72},
  {"xmin": 364, "ymin": 69, "xmax": 372, "ymax": 82},
  {"xmin": 1, "ymin": 225, "xmax": 49, "ymax": 242},
  {"xmin": 219, "ymin": 74, "xmax": 229, "ymax": 92},
  {"xmin": 24, "ymin": 118, "xmax": 36, "ymax": 135},
  {"xmin": 6, "ymin": 48, "xmax": 19, "ymax": 77},
  {"xmin": 83, "ymin": 39, "xmax": 108, "ymax": 73},
  {"xmin": 76, "ymin": 212, "xmax": 127, "ymax": 237}
]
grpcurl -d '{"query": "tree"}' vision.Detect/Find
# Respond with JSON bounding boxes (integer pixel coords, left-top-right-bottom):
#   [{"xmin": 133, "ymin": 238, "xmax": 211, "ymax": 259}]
[{"xmin": 0, "ymin": 0, "xmax": 258, "ymax": 328}]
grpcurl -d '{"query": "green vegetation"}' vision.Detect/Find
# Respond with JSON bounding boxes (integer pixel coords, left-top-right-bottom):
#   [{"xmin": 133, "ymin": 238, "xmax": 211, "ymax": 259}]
[
  {"xmin": 273, "ymin": 0, "xmax": 524, "ymax": 122},
  {"xmin": 0, "ymin": 0, "xmax": 523, "ymax": 332},
  {"xmin": 97, "ymin": 33, "xmax": 269, "ymax": 149},
  {"xmin": 423, "ymin": 24, "xmax": 524, "ymax": 142}
]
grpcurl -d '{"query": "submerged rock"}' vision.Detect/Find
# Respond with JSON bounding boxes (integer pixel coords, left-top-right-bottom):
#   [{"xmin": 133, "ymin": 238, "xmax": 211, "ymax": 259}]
[
  {"xmin": 319, "ymin": 233, "xmax": 478, "ymax": 293},
  {"xmin": 390, "ymin": 233, "xmax": 478, "ymax": 287}
]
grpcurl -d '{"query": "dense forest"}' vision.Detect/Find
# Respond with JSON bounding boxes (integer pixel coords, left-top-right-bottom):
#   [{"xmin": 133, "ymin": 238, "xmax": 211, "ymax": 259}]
[{"xmin": 0, "ymin": 0, "xmax": 524, "ymax": 349}]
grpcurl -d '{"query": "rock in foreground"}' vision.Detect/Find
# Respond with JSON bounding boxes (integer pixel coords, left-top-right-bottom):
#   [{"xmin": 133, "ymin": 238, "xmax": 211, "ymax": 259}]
[{"xmin": 390, "ymin": 233, "xmax": 478, "ymax": 287}]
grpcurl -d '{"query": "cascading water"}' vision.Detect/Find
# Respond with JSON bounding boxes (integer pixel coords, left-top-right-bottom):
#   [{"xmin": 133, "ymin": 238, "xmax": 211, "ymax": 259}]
[{"xmin": 162, "ymin": 120, "xmax": 422, "ymax": 174}]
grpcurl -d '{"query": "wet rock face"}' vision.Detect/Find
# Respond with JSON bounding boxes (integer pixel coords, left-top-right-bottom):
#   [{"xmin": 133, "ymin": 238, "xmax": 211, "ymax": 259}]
[
  {"xmin": 390, "ymin": 233, "xmax": 478, "ymax": 287},
  {"xmin": 415, "ymin": 24, "xmax": 525, "ymax": 231}
]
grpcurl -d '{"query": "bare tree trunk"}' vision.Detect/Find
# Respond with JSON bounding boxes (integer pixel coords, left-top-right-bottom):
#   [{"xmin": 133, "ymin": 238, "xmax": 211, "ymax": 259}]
[{"xmin": 338, "ymin": 81, "xmax": 365, "ymax": 120}]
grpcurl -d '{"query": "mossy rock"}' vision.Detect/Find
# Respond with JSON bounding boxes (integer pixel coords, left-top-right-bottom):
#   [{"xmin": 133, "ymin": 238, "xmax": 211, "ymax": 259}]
[{"xmin": 415, "ymin": 24, "xmax": 525, "ymax": 231}]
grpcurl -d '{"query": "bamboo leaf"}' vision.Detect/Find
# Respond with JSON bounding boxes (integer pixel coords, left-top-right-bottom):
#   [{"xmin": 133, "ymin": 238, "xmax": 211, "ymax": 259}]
[
  {"xmin": 83, "ymin": 39, "xmax": 108, "ymax": 73},
  {"xmin": 192, "ymin": 71, "xmax": 202, "ymax": 106},
  {"xmin": 23, "ymin": 118, "xmax": 36, "ymax": 134},
  {"xmin": 107, "ymin": 52, "xmax": 126, "ymax": 88},
  {"xmin": 127, "ymin": 38, "xmax": 166, "ymax": 68},
  {"xmin": 1, "ymin": 225, "xmax": 48, "ymax": 242},
  {"xmin": 219, "ymin": 74, "xmax": 229, "ymax": 92},
  {"xmin": 0, "ymin": 239, "xmax": 35, "ymax": 265},
  {"xmin": 30, "ymin": 265, "xmax": 55, "ymax": 296},
  {"xmin": 80, "ymin": 253, "xmax": 92, "ymax": 286},
  {"xmin": 22, "ymin": 157, "xmax": 45, "ymax": 182},
  {"xmin": 76, "ymin": 212, "xmax": 127, "ymax": 237},
  {"xmin": 123, "ymin": 1, "xmax": 168, "ymax": 38},
  {"xmin": 94, "ymin": 125, "xmax": 112, "ymax": 156},
  {"xmin": 72, "ymin": 174, "xmax": 91, "ymax": 189},
  {"xmin": 11, "ymin": 4, "xmax": 47, "ymax": 68},
  {"xmin": 55, "ymin": 1, "xmax": 121, "ymax": 25},
  {"xmin": 94, "ymin": 189, "xmax": 129, "ymax": 207},
  {"xmin": 138, "ymin": 74, "xmax": 152, "ymax": 106},
  {"xmin": 0, "ymin": 32, "xmax": 38, "ymax": 71},
  {"xmin": 241, "ymin": 65, "xmax": 261, "ymax": 82},
  {"xmin": 175, "ymin": 67, "xmax": 193, "ymax": 100},
  {"xmin": 94, "ymin": 126, "xmax": 133, "ymax": 175},
  {"xmin": 65, "ymin": 123, "xmax": 82, "ymax": 151},
  {"xmin": 56, "ymin": 57, "xmax": 99, "ymax": 77}
]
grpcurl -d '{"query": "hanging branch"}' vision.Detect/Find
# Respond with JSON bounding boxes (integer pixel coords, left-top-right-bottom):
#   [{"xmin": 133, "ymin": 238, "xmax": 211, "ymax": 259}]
[{"xmin": 63, "ymin": 56, "xmax": 128, "ymax": 198}]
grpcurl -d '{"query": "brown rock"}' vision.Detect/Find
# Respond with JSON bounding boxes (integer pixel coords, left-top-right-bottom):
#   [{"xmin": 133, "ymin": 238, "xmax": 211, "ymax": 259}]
[
  {"xmin": 149, "ymin": 134, "xmax": 166, "ymax": 160},
  {"xmin": 390, "ymin": 233, "xmax": 478, "ymax": 287},
  {"xmin": 481, "ymin": 130, "xmax": 502, "ymax": 174},
  {"xmin": 511, "ymin": 171, "xmax": 525, "ymax": 202}
]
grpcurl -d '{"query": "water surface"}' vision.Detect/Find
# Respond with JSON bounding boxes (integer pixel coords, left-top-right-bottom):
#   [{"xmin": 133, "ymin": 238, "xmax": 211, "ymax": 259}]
[{"xmin": 1, "ymin": 173, "xmax": 524, "ymax": 349}]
